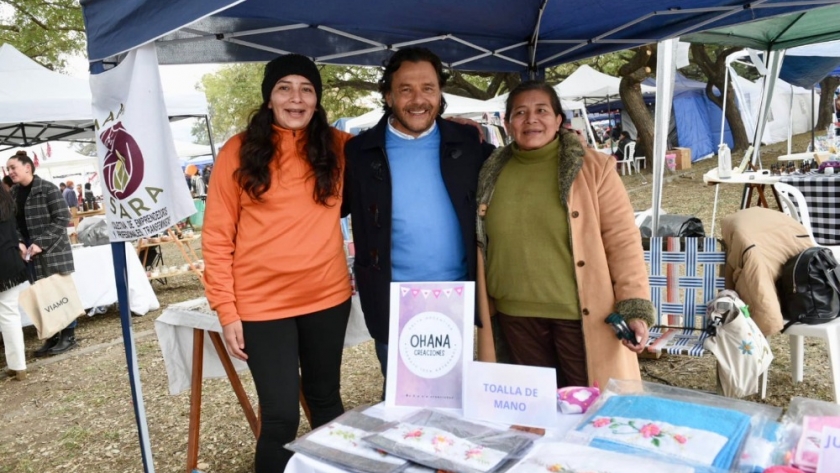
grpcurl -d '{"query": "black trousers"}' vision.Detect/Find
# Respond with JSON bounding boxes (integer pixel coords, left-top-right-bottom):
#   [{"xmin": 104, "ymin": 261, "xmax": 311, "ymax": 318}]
[{"xmin": 242, "ymin": 298, "xmax": 351, "ymax": 473}]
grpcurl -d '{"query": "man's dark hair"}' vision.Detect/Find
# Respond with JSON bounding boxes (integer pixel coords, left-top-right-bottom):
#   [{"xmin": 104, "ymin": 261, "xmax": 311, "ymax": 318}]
[{"xmin": 379, "ymin": 47, "xmax": 448, "ymax": 116}]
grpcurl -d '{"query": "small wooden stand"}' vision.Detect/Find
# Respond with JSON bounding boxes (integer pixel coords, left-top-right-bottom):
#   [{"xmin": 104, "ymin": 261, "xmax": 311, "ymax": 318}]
[
  {"xmin": 186, "ymin": 329, "xmax": 260, "ymax": 473},
  {"xmin": 136, "ymin": 228, "xmax": 205, "ymax": 284},
  {"xmin": 743, "ymin": 163, "xmax": 782, "ymax": 210}
]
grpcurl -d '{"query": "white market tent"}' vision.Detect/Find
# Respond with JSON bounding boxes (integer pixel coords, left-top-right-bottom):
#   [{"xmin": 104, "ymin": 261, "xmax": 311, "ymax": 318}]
[
  {"xmin": 337, "ymin": 93, "xmax": 506, "ymax": 133},
  {"xmin": 0, "ymin": 43, "xmax": 209, "ymax": 151},
  {"xmin": 555, "ymin": 65, "xmax": 656, "ymax": 101}
]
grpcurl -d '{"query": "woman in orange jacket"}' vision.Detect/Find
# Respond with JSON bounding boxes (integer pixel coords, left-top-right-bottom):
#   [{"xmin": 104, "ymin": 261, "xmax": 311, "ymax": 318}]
[{"xmin": 203, "ymin": 54, "xmax": 352, "ymax": 472}]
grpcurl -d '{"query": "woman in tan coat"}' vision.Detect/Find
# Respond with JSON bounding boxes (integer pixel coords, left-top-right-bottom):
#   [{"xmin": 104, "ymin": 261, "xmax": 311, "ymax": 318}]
[{"xmin": 476, "ymin": 81, "xmax": 654, "ymax": 389}]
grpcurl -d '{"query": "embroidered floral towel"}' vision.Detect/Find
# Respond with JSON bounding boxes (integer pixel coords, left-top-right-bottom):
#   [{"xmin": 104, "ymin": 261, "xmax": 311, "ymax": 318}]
[
  {"xmin": 363, "ymin": 409, "xmax": 535, "ymax": 473},
  {"xmin": 576, "ymin": 395, "xmax": 751, "ymax": 471},
  {"xmin": 286, "ymin": 410, "xmax": 409, "ymax": 473},
  {"xmin": 507, "ymin": 441, "xmax": 695, "ymax": 473}
]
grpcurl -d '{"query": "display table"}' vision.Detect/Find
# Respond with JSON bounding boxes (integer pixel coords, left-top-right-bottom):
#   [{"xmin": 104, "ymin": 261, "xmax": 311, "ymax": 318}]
[
  {"xmin": 703, "ymin": 168, "xmax": 782, "ymax": 234},
  {"xmin": 780, "ymin": 173, "xmax": 840, "ymax": 246},
  {"xmin": 285, "ymin": 404, "xmax": 582, "ymax": 473},
  {"xmin": 19, "ymin": 242, "xmax": 159, "ymax": 326}
]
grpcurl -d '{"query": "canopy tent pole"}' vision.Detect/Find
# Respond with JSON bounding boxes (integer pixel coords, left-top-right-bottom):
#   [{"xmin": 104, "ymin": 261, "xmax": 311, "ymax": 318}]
[
  {"xmin": 740, "ymin": 49, "xmax": 784, "ymax": 209},
  {"xmin": 719, "ymin": 62, "xmax": 729, "ymax": 146},
  {"xmin": 809, "ymin": 88, "xmax": 815, "ymax": 152},
  {"xmin": 651, "ymin": 38, "xmax": 679, "ymax": 236},
  {"xmin": 204, "ymin": 114, "xmax": 218, "ymax": 160},
  {"xmin": 91, "ymin": 59, "xmax": 156, "ymax": 473},
  {"xmin": 787, "ymin": 83, "xmax": 794, "ymax": 156}
]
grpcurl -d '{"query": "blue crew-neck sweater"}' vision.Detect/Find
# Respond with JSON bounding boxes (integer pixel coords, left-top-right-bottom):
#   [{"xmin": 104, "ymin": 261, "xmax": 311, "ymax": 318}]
[{"xmin": 386, "ymin": 125, "xmax": 467, "ymax": 282}]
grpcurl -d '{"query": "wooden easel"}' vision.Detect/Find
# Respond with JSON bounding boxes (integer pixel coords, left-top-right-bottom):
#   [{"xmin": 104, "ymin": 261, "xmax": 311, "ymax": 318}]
[{"xmin": 743, "ymin": 163, "xmax": 782, "ymax": 209}]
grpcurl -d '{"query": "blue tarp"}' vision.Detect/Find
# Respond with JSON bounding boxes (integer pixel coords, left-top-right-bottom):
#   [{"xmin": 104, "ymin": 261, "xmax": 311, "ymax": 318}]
[
  {"xmin": 629, "ymin": 74, "xmax": 733, "ymax": 161},
  {"xmin": 80, "ymin": 0, "xmax": 822, "ymax": 71}
]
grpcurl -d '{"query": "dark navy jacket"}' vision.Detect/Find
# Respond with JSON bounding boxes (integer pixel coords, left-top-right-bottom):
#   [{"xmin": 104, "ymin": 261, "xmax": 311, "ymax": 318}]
[{"xmin": 342, "ymin": 115, "xmax": 494, "ymax": 344}]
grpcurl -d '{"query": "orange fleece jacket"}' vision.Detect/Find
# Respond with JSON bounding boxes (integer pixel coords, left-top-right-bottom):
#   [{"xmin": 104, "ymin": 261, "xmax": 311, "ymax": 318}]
[{"xmin": 203, "ymin": 126, "xmax": 353, "ymax": 327}]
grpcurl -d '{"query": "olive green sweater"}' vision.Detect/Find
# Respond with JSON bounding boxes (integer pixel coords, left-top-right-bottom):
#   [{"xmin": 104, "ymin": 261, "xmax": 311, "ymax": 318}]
[{"xmin": 484, "ymin": 138, "xmax": 580, "ymax": 320}]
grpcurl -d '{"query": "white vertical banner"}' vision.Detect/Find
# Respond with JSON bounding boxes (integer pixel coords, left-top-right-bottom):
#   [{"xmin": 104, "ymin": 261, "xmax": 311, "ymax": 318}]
[{"xmin": 90, "ymin": 44, "xmax": 195, "ymax": 242}]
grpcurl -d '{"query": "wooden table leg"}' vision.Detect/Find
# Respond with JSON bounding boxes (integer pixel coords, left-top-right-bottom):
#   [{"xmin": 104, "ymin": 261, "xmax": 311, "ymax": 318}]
[
  {"xmin": 756, "ymin": 184, "xmax": 770, "ymax": 208},
  {"xmin": 208, "ymin": 332, "xmax": 260, "ymax": 438},
  {"xmin": 186, "ymin": 328, "xmax": 204, "ymax": 473},
  {"xmin": 299, "ymin": 382, "xmax": 312, "ymax": 426}
]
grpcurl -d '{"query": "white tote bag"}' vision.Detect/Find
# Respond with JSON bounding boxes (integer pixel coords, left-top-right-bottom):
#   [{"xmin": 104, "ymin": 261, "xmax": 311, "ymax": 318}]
[
  {"xmin": 19, "ymin": 273, "xmax": 84, "ymax": 340},
  {"xmin": 704, "ymin": 290, "xmax": 773, "ymax": 398}
]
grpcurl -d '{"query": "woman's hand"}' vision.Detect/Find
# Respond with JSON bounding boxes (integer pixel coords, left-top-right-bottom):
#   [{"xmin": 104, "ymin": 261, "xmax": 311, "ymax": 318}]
[
  {"xmin": 222, "ymin": 321, "xmax": 248, "ymax": 361},
  {"xmin": 19, "ymin": 243, "xmax": 28, "ymax": 260},
  {"xmin": 27, "ymin": 244, "xmax": 42, "ymax": 257},
  {"xmin": 622, "ymin": 319, "xmax": 649, "ymax": 354}
]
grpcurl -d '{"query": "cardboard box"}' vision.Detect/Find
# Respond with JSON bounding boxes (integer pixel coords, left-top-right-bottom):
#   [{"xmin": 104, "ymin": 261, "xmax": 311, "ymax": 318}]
[{"xmin": 668, "ymin": 147, "xmax": 692, "ymax": 170}]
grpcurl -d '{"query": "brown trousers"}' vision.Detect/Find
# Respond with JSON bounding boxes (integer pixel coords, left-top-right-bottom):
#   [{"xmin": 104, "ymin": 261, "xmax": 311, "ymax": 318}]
[{"xmin": 497, "ymin": 312, "xmax": 588, "ymax": 388}]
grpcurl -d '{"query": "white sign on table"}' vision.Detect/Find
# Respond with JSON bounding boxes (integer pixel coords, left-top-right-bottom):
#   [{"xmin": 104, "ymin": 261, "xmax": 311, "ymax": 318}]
[
  {"xmin": 817, "ymin": 426, "xmax": 840, "ymax": 473},
  {"xmin": 464, "ymin": 361, "xmax": 558, "ymax": 429}
]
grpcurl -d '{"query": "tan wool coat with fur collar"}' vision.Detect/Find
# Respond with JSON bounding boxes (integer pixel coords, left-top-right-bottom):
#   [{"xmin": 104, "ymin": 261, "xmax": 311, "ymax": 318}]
[{"xmin": 476, "ymin": 131, "xmax": 654, "ymax": 388}]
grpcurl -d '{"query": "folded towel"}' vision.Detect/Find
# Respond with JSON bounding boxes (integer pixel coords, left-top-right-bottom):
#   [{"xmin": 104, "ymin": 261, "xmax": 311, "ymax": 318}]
[
  {"xmin": 507, "ymin": 441, "xmax": 695, "ymax": 473},
  {"xmin": 576, "ymin": 395, "xmax": 751, "ymax": 471}
]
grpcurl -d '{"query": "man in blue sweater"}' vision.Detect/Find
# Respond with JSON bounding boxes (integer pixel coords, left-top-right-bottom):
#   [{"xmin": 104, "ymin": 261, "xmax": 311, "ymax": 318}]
[{"xmin": 343, "ymin": 48, "xmax": 494, "ymax": 392}]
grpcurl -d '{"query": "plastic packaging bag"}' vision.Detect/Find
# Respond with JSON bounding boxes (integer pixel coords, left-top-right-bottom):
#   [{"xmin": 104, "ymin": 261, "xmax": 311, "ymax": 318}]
[
  {"xmin": 76, "ymin": 216, "xmax": 110, "ymax": 246},
  {"xmin": 506, "ymin": 441, "xmax": 695, "ymax": 473},
  {"xmin": 285, "ymin": 407, "xmax": 409, "ymax": 473},
  {"xmin": 568, "ymin": 380, "xmax": 782, "ymax": 473},
  {"xmin": 363, "ymin": 409, "xmax": 537, "ymax": 473},
  {"xmin": 777, "ymin": 397, "xmax": 840, "ymax": 472}
]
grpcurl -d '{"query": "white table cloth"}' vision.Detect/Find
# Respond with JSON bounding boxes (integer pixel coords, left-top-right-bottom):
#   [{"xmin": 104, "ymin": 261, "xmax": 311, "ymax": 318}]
[
  {"xmin": 155, "ymin": 295, "xmax": 370, "ymax": 395},
  {"xmin": 284, "ymin": 404, "xmax": 582, "ymax": 473},
  {"xmin": 19, "ymin": 242, "xmax": 159, "ymax": 326}
]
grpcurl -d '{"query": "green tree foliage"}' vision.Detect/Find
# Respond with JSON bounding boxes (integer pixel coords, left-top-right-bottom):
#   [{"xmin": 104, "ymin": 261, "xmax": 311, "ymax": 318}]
[
  {"xmin": 0, "ymin": 0, "xmax": 86, "ymax": 70},
  {"xmin": 192, "ymin": 63, "xmax": 380, "ymax": 144}
]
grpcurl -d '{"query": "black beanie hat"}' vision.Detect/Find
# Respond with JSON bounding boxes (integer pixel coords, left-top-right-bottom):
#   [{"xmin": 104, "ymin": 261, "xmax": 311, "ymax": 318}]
[{"xmin": 261, "ymin": 54, "xmax": 322, "ymax": 104}]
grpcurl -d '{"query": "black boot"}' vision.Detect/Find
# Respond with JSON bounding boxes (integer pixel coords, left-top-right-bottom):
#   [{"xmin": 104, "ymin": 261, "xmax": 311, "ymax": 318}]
[
  {"xmin": 34, "ymin": 333, "xmax": 60, "ymax": 357},
  {"xmin": 47, "ymin": 328, "xmax": 77, "ymax": 355}
]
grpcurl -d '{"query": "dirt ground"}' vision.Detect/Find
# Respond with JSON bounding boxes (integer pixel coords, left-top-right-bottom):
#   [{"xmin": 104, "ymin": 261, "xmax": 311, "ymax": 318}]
[{"xmin": 0, "ymin": 132, "xmax": 834, "ymax": 472}]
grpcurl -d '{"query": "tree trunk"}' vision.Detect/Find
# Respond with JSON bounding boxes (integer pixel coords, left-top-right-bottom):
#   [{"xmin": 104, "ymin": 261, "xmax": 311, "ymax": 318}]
[
  {"xmin": 619, "ymin": 46, "xmax": 655, "ymax": 159},
  {"xmin": 689, "ymin": 44, "xmax": 751, "ymax": 151},
  {"xmin": 816, "ymin": 76, "xmax": 840, "ymax": 130}
]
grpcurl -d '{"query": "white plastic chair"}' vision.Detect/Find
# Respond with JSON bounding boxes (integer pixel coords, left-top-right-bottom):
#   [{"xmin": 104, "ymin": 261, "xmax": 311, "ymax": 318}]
[
  {"xmin": 633, "ymin": 145, "xmax": 646, "ymax": 173},
  {"xmin": 615, "ymin": 142, "xmax": 635, "ymax": 176},
  {"xmin": 771, "ymin": 182, "xmax": 840, "ymax": 403}
]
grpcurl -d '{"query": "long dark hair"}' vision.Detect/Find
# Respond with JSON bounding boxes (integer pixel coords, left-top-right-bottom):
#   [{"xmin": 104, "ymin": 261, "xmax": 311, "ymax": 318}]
[
  {"xmin": 0, "ymin": 181, "xmax": 14, "ymax": 222},
  {"xmin": 235, "ymin": 102, "xmax": 340, "ymax": 205}
]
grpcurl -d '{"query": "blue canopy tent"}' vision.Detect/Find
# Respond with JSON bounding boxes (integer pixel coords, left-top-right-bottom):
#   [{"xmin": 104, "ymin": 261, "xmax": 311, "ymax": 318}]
[{"xmin": 78, "ymin": 1, "xmax": 836, "ymax": 471}]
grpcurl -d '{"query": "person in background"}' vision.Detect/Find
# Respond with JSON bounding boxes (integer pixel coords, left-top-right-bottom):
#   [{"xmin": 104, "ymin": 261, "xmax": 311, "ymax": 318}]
[
  {"xmin": 476, "ymin": 81, "xmax": 653, "ymax": 389},
  {"xmin": 62, "ymin": 180, "xmax": 78, "ymax": 209},
  {"xmin": 614, "ymin": 131, "xmax": 634, "ymax": 161},
  {"xmin": 191, "ymin": 172, "xmax": 206, "ymax": 198},
  {"xmin": 59, "ymin": 182, "xmax": 67, "ymax": 194},
  {"xmin": 2, "ymin": 176, "xmax": 14, "ymax": 191},
  {"xmin": 202, "ymin": 165, "xmax": 212, "ymax": 188},
  {"xmin": 203, "ymin": 54, "xmax": 352, "ymax": 472},
  {"xmin": 6, "ymin": 150, "xmax": 77, "ymax": 356},
  {"xmin": 342, "ymin": 47, "xmax": 494, "ymax": 388},
  {"xmin": 0, "ymin": 180, "xmax": 28, "ymax": 381},
  {"xmin": 83, "ymin": 183, "xmax": 96, "ymax": 210},
  {"xmin": 75, "ymin": 184, "xmax": 83, "ymax": 208}
]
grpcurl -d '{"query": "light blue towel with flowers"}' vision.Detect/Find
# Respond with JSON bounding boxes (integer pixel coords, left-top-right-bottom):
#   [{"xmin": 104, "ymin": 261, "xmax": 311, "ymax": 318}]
[{"xmin": 576, "ymin": 395, "xmax": 751, "ymax": 472}]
